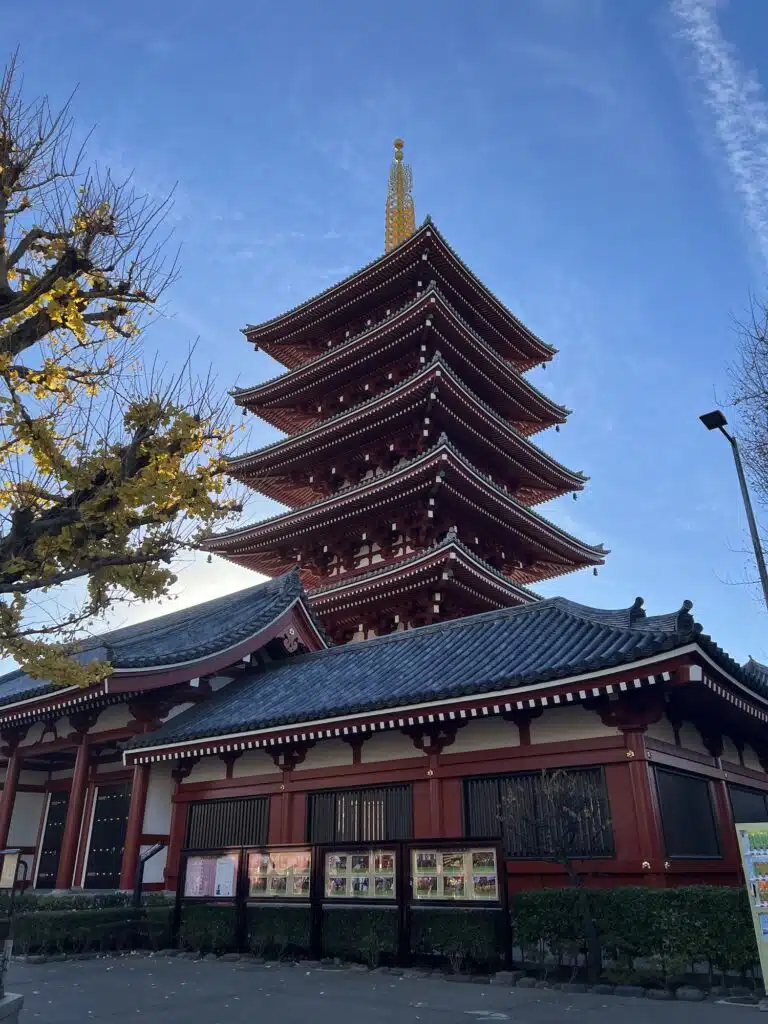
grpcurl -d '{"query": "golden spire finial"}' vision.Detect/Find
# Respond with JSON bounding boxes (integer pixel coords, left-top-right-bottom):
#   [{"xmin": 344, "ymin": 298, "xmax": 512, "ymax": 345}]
[{"xmin": 385, "ymin": 138, "xmax": 416, "ymax": 253}]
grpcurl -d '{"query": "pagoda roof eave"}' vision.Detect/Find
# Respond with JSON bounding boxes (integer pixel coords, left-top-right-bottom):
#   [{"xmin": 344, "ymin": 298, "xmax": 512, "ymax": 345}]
[
  {"xmin": 308, "ymin": 530, "xmax": 541, "ymax": 606},
  {"xmin": 228, "ymin": 358, "xmax": 587, "ymax": 495},
  {"xmin": 235, "ymin": 284, "xmax": 567, "ymax": 425},
  {"xmin": 242, "ymin": 220, "xmax": 555, "ymax": 363},
  {"xmin": 205, "ymin": 438, "xmax": 607, "ymax": 566}
]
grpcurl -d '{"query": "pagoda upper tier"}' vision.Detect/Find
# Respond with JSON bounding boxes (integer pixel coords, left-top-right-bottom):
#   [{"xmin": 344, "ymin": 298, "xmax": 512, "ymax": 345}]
[
  {"xmin": 207, "ymin": 144, "xmax": 606, "ymax": 643},
  {"xmin": 242, "ymin": 220, "xmax": 555, "ymax": 373}
]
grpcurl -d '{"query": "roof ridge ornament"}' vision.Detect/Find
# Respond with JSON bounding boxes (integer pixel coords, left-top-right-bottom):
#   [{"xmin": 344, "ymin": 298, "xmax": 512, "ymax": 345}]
[
  {"xmin": 676, "ymin": 599, "xmax": 695, "ymax": 634},
  {"xmin": 385, "ymin": 139, "xmax": 416, "ymax": 253},
  {"xmin": 629, "ymin": 596, "xmax": 645, "ymax": 625}
]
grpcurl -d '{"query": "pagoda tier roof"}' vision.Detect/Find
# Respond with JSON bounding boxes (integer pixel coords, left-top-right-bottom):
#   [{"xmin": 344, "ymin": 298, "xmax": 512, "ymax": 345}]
[
  {"xmin": 243, "ymin": 220, "xmax": 555, "ymax": 371},
  {"xmin": 236, "ymin": 285, "xmax": 567, "ymax": 434},
  {"xmin": 231, "ymin": 359, "xmax": 586, "ymax": 508},
  {"xmin": 205, "ymin": 438, "xmax": 607, "ymax": 583},
  {"xmin": 0, "ymin": 571, "xmax": 327, "ymax": 713},
  {"xmin": 127, "ymin": 594, "xmax": 768, "ymax": 760},
  {"xmin": 308, "ymin": 529, "xmax": 540, "ymax": 615}
]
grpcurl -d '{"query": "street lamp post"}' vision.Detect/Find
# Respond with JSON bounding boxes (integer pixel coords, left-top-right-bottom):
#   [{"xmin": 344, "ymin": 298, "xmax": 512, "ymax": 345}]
[{"xmin": 700, "ymin": 409, "xmax": 768, "ymax": 613}]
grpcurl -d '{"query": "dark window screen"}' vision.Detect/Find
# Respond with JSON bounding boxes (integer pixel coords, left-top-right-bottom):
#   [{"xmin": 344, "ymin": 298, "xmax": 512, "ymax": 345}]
[
  {"xmin": 464, "ymin": 767, "xmax": 613, "ymax": 859},
  {"xmin": 655, "ymin": 768, "xmax": 720, "ymax": 858},
  {"xmin": 729, "ymin": 784, "xmax": 768, "ymax": 825},
  {"xmin": 307, "ymin": 785, "xmax": 412, "ymax": 843},
  {"xmin": 185, "ymin": 797, "xmax": 268, "ymax": 850}
]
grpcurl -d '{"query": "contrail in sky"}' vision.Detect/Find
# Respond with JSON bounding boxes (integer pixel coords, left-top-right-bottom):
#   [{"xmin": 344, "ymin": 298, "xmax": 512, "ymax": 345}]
[{"xmin": 671, "ymin": 0, "xmax": 768, "ymax": 267}]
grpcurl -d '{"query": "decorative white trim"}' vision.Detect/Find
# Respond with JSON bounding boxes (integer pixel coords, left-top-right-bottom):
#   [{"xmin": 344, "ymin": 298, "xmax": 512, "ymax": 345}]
[{"xmin": 123, "ymin": 662, "xmax": 677, "ymax": 765}]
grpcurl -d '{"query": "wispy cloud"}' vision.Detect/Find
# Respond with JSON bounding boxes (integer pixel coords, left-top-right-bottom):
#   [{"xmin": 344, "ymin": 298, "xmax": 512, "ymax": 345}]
[{"xmin": 671, "ymin": 0, "xmax": 768, "ymax": 266}]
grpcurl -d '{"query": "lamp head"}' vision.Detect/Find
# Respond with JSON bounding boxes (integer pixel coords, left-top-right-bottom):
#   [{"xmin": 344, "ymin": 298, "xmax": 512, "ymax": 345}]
[{"xmin": 700, "ymin": 409, "xmax": 728, "ymax": 431}]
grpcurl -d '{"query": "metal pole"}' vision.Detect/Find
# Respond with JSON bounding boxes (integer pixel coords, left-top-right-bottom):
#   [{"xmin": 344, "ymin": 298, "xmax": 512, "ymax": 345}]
[{"xmin": 721, "ymin": 426, "xmax": 768, "ymax": 613}]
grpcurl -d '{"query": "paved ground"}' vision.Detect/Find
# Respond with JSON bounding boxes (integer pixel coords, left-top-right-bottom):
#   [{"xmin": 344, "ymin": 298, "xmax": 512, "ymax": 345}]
[{"xmin": 5, "ymin": 956, "xmax": 766, "ymax": 1024}]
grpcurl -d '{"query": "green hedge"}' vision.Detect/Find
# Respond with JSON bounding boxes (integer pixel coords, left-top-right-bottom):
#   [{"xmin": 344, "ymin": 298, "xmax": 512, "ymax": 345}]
[
  {"xmin": 246, "ymin": 905, "xmax": 311, "ymax": 958},
  {"xmin": 178, "ymin": 904, "xmax": 238, "ymax": 954},
  {"xmin": 12, "ymin": 906, "xmax": 173, "ymax": 955},
  {"xmin": 322, "ymin": 907, "xmax": 398, "ymax": 966},
  {"xmin": 511, "ymin": 886, "xmax": 759, "ymax": 984},
  {"xmin": 410, "ymin": 907, "xmax": 507, "ymax": 969}
]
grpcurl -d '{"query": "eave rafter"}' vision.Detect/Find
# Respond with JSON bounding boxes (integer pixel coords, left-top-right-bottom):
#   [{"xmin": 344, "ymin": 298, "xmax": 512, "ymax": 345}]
[
  {"xmin": 236, "ymin": 286, "xmax": 566, "ymax": 434},
  {"xmin": 229, "ymin": 360, "xmax": 585, "ymax": 507},
  {"xmin": 243, "ymin": 221, "xmax": 554, "ymax": 370},
  {"xmin": 204, "ymin": 440, "xmax": 606, "ymax": 585}
]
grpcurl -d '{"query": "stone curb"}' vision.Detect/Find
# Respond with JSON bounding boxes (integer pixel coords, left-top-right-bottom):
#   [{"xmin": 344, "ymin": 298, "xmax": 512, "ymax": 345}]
[{"xmin": 9, "ymin": 953, "xmax": 761, "ymax": 1003}]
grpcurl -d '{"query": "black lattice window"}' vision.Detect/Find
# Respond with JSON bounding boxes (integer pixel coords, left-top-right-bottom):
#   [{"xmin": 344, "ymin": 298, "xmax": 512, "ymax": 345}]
[
  {"xmin": 35, "ymin": 791, "xmax": 69, "ymax": 889},
  {"xmin": 185, "ymin": 796, "xmax": 269, "ymax": 850},
  {"xmin": 655, "ymin": 768, "xmax": 720, "ymax": 858},
  {"xmin": 307, "ymin": 785, "xmax": 412, "ymax": 844},
  {"xmin": 84, "ymin": 782, "xmax": 132, "ymax": 889},
  {"xmin": 729, "ymin": 784, "xmax": 768, "ymax": 825},
  {"xmin": 464, "ymin": 768, "xmax": 614, "ymax": 859}
]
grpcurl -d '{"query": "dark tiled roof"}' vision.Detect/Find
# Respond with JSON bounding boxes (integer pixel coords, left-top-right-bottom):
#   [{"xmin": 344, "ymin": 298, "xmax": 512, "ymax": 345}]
[
  {"xmin": 0, "ymin": 571, "xmax": 321, "ymax": 710},
  {"xmin": 127, "ymin": 596, "xmax": 713, "ymax": 750}
]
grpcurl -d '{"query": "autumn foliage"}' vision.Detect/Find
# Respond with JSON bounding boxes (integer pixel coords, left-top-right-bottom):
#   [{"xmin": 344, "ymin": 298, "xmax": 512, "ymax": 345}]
[{"xmin": 0, "ymin": 54, "xmax": 241, "ymax": 685}]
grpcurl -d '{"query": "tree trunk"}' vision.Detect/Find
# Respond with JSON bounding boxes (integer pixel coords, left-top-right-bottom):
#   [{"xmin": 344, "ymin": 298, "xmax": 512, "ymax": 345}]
[{"xmin": 567, "ymin": 865, "xmax": 602, "ymax": 982}]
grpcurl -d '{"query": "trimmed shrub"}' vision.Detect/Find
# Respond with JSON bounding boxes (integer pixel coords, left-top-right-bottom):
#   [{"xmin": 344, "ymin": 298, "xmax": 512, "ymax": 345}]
[
  {"xmin": 11, "ymin": 906, "xmax": 173, "ymax": 954},
  {"xmin": 410, "ymin": 907, "xmax": 507, "ymax": 970},
  {"xmin": 246, "ymin": 904, "xmax": 311, "ymax": 958},
  {"xmin": 510, "ymin": 885, "xmax": 759, "ymax": 986},
  {"xmin": 178, "ymin": 904, "xmax": 237, "ymax": 954},
  {"xmin": 322, "ymin": 907, "xmax": 398, "ymax": 966}
]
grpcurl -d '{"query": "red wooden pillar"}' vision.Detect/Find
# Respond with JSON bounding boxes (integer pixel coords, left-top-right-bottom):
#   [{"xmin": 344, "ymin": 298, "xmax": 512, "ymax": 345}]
[
  {"xmin": 0, "ymin": 745, "xmax": 21, "ymax": 849},
  {"xmin": 624, "ymin": 728, "xmax": 666, "ymax": 884},
  {"xmin": 164, "ymin": 760, "xmax": 197, "ymax": 892},
  {"xmin": 119, "ymin": 763, "xmax": 150, "ymax": 890},
  {"xmin": 55, "ymin": 738, "xmax": 90, "ymax": 889}
]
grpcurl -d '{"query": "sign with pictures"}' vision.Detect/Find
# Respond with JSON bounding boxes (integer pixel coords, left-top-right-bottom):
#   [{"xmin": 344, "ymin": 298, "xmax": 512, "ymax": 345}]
[
  {"xmin": 247, "ymin": 849, "xmax": 312, "ymax": 899},
  {"xmin": 736, "ymin": 823, "xmax": 768, "ymax": 994},
  {"xmin": 183, "ymin": 853, "xmax": 239, "ymax": 898},
  {"xmin": 411, "ymin": 847, "xmax": 499, "ymax": 901},
  {"xmin": 324, "ymin": 849, "xmax": 396, "ymax": 900}
]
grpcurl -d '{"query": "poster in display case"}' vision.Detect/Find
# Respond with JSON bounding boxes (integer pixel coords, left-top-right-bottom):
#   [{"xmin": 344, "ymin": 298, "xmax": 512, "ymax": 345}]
[
  {"xmin": 324, "ymin": 849, "xmax": 397, "ymax": 900},
  {"xmin": 247, "ymin": 848, "xmax": 312, "ymax": 899},
  {"xmin": 183, "ymin": 853, "xmax": 239, "ymax": 898},
  {"xmin": 411, "ymin": 847, "xmax": 499, "ymax": 902}
]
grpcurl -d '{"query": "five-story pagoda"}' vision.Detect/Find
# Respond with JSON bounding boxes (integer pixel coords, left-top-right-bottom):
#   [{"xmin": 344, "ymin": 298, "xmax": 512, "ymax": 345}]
[{"xmin": 204, "ymin": 140, "xmax": 606, "ymax": 643}]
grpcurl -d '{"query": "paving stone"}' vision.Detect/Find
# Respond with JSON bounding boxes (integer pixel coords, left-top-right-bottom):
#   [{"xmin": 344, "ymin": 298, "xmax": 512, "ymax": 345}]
[
  {"xmin": 613, "ymin": 985, "xmax": 646, "ymax": 997},
  {"xmin": 646, "ymin": 989, "xmax": 673, "ymax": 1000},
  {"xmin": 675, "ymin": 986, "xmax": 706, "ymax": 1002}
]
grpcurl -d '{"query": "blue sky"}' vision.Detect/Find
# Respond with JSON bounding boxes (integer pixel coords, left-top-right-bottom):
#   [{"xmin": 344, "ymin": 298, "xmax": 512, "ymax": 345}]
[{"xmin": 4, "ymin": 0, "xmax": 768, "ymax": 663}]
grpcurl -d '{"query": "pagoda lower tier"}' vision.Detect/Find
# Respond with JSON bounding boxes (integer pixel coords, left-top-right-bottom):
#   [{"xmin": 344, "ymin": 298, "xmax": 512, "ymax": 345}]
[
  {"xmin": 308, "ymin": 531, "xmax": 539, "ymax": 643},
  {"xmin": 203, "ymin": 438, "xmax": 606, "ymax": 639}
]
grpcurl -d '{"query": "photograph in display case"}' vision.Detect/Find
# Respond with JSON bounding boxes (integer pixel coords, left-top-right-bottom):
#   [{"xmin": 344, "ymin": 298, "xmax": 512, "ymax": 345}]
[
  {"xmin": 184, "ymin": 853, "xmax": 239, "ymax": 899},
  {"xmin": 412, "ymin": 847, "xmax": 499, "ymax": 902},
  {"xmin": 246, "ymin": 848, "xmax": 312, "ymax": 899},
  {"xmin": 324, "ymin": 849, "xmax": 397, "ymax": 900}
]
